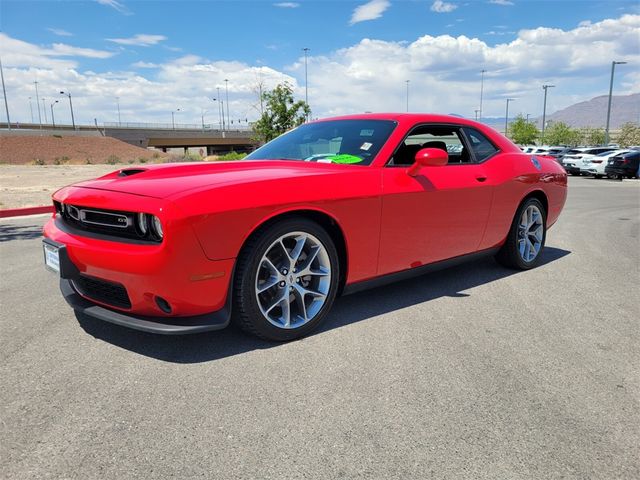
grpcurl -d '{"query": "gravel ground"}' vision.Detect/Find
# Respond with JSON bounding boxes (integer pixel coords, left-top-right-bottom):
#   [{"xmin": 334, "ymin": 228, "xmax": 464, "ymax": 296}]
[
  {"xmin": 0, "ymin": 164, "xmax": 159, "ymax": 209},
  {"xmin": 0, "ymin": 177, "xmax": 638, "ymax": 479}
]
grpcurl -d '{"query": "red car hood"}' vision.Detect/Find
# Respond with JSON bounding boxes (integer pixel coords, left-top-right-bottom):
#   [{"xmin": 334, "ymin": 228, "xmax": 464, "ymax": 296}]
[{"xmin": 69, "ymin": 160, "xmax": 352, "ymax": 199}]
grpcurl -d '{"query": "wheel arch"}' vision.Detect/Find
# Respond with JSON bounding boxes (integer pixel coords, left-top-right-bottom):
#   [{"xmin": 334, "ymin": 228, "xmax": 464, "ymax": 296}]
[
  {"xmin": 520, "ymin": 189, "xmax": 549, "ymax": 219},
  {"xmin": 235, "ymin": 208, "xmax": 349, "ymax": 295}
]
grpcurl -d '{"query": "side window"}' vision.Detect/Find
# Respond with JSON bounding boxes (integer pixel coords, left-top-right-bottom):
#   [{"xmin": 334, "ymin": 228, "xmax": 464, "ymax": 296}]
[
  {"xmin": 390, "ymin": 125, "xmax": 472, "ymax": 166},
  {"xmin": 462, "ymin": 127, "xmax": 499, "ymax": 162}
]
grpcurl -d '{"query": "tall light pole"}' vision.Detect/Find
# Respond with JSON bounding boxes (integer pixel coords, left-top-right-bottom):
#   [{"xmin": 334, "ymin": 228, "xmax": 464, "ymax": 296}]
[
  {"xmin": 526, "ymin": 113, "xmax": 531, "ymax": 123},
  {"xmin": 303, "ymin": 47, "xmax": 310, "ymax": 120},
  {"xmin": 405, "ymin": 80, "xmax": 410, "ymax": 112},
  {"xmin": 479, "ymin": 69, "xmax": 486, "ymax": 121},
  {"xmin": 605, "ymin": 61, "xmax": 627, "ymax": 145},
  {"xmin": 201, "ymin": 109, "xmax": 208, "ymax": 130},
  {"xmin": 50, "ymin": 100, "xmax": 58, "ymax": 128},
  {"xmin": 212, "ymin": 96, "xmax": 223, "ymax": 131},
  {"xmin": 28, "ymin": 97, "xmax": 34, "ymax": 123},
  {"xmin": 171, "ymin": 108, "xmax": 181, "ymax": 130},
  {"xmin": 42, "ymin": 98, "xmax": 48, "ymax": 124},
  {"xmin": 116, "ymin": 96, "xmax": 121, "ymax": 126},
  {"xmin": 224, "ymin": 79, "xmax": 230, "ymax": 130},
  {"xmin": 34, "ymin": 81, "xmax": 42, "ymax": 128},
  {"xmin": 60, "ymin": 91, "xmax": 75, "ymax": 130},
  {"xmin": 0, "ymin": 57, "xmax": 10, "ymax": 130},
  {"xmin": 541, "ymin": 84, "xmax": 555, "ymax": 143},
  {"xmin": 474, "ymin": 109, "xmax": 480, "ymax": 120},
  {"xmin": 505, "ymin": 98, "xmax": 515, "ymax": 137}
]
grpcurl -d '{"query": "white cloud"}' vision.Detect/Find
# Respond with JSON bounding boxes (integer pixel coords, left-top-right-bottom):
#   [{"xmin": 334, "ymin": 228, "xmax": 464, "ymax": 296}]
[
  {"xmin": 350, "ymin": 0, "xmax": 391, "ymax": 25},
  {"xmin": 107, "ymin": 34, "xmax": 167, "ymax": 47},
  {"xmin": 132, "ymin": 61, "xmax": 159, "ymax": 68},
  {"xmin": 1, "ymin": 15, "xmax": 638, "ymax": 126},
  {"xmin": 489, "ymin": 0, "xmax": 514, "ymax": 6},
  {"xmin": 47, "ymin": 28, "xmax": 73, "ymax": 37},
  {"xmin": 95, "ymin": 0, "xmax": 131, "ymax": 14},
  {"xmin": 273, "ymin": 2, "xmax": 300, "ymax": 7},
  {"xmin": 431, "ymin": 1, "xmax": 457, "ymax": 13}
]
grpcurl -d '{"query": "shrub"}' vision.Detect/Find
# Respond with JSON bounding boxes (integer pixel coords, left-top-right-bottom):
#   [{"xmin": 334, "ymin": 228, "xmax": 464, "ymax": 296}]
[
  {"xmin": 52, "ymin": 134, "xmax": 62, "ymax": 139},
  {"xmin": 85, "ymin": 158, "xmax": 92, "ymax": 164},
  {"xmin": 106, "ymin": 155, "xmax": 121, "ymax": 165},
  {"xmin": 152, "ymin": 151, "xmax": 161, "ymax": 159},
  {"xmin": 179, "ymin": 152, "xmax": 203, "ymax": 162},
  {"xmin": 139, "ymin": 157, "xmax": 148, "ymax": 164},
  {"xmin": 32, "ymin": 158, "xmax": 45, "ymax": 165},
  {"xmin": 217, "ymin": 151, "xmax": 247, "ymax": 161}
]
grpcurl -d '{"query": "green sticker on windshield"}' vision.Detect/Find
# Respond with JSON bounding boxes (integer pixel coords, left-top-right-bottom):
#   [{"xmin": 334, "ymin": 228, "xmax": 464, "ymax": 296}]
[{"xmin": 329, "ymin": 154, "xmax": 363, "ymax": 164}]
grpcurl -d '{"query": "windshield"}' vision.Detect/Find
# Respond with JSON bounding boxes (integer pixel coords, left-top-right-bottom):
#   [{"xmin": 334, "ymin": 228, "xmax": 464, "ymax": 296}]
[{"xmin": 245, "ymin": 119, "xmax": 397, "ymax": 166}]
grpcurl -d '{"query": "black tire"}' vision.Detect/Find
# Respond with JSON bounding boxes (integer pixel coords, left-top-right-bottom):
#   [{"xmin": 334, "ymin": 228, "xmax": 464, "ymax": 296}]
[
  {"xmin": 232, "ymin": 218, "xmax": 340, "ymax": 341},
  {"xmin": 495, "ymin": 197, "xmax": 547, "ymax": 270}
]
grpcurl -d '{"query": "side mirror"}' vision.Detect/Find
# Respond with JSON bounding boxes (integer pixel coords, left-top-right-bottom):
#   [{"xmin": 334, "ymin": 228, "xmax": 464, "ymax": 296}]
[{"xmin": 407, "ymin": 148, "xmax": 448, "ymax": 176}]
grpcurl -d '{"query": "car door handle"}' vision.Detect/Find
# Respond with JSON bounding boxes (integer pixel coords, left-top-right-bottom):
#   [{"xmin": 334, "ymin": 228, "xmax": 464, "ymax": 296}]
[{"xmin": 476, "ymin": 176, "xmax": 487, "ymax": 182}]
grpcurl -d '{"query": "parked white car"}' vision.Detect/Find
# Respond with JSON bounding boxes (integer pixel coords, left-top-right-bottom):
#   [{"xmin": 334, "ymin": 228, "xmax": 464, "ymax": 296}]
[
  {"xmin": 561, "ymin": 147, "xmax": 616, "ymax": 175},
  {"xmin": 581, "ymin": 150, "xmax": 631, "ymax": 177}
]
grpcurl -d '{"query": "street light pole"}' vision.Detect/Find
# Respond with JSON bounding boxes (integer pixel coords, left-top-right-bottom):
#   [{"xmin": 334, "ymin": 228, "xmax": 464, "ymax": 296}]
[
  {"xmin": 60, "ymin": 91, "xmax": 76, "ymax": 130},
  {"xmin": 116, "ymin": 97, "xmax": 121, "ymax": 126},
  {"xmin": 474, "ymin": 109, "xmax": 480, "ymax": 120},
  {"xmin": 28, "ymin": 97, "xmax": 34, "ymax": 123},
  {"xmin": 171, "ymin": 108, "xmax": 181, "ymax": 130},
  {"xmin": 505, "ymin": 98, "xmax": 515, "ymax": 137},
  {"xmin": 526, "ymin": 113, "xmax": 531, "ymax": 123},
  {"xmin": 405, "ymin": 80, "xmax": 410, "ymax": 112},
  {"xmin": 303, "ymin": 47, "xmax": 310, "ymax": 121},
  {"xmin": 201, "ymin": 109, "xmax": 208, "ymax": 130},
  {"xmin": 224, "ymin": 79, "xmax": 230, "ymax": 130},
  {"xmin": 42, "ymin": 98, "xmax": 48, "ymax": 124},
  {"xmin": 0, "ymin": 56, "xmax": 10, "ymax": 130},
  {"xmin": 541, "ymin": 84, "xmax": 555, "ymax": 143},
  {"xmin": 50, "ymin": 100, "xmax": 58, "ymax": 128},
  {"xmin": 479, "ymin": 69, "xmax": 486, "ymax": 121},
  {"xmin": 605, "ymin": 61, "xmax": 627, "ymax": 145},
  {"xmin": 34, "ymin": 81, "xmax": 42, "ymax": 128}
]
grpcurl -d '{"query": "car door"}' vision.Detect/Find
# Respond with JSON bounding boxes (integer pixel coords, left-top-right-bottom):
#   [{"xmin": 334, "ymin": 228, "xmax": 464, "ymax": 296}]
[{"xmin": 377, "ymin": 124, "xmax": 496, "ymax": 275}]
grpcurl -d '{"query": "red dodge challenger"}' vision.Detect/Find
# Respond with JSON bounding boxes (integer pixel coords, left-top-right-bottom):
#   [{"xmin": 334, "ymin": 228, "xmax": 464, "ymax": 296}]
[{"xmin": 43, "ymin": 114, "xmax": 567, "ymax": 341}]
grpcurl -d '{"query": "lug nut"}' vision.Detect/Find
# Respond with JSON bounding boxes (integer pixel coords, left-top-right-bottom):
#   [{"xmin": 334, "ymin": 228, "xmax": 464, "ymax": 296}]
[
  {"xmin": 279, "ymin": 281, "xmax": 286, "ymax": 287},
  {"xmin": 282, "ymin": 269, "xmax": 288, "ymax": 275}
]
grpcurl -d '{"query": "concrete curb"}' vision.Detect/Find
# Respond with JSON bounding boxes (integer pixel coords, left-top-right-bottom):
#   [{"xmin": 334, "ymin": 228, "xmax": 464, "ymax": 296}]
[{"xmin": 0, "ymin": 206, "xmax": 53, "ymax": 219}]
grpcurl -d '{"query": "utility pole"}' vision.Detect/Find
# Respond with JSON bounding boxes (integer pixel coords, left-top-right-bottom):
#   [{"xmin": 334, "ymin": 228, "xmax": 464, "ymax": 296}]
[
  {"xmin": 50, "ymin": 100, "xmax": 58, "ymax": 128},
  {"xmin": 224, "ymin": 79, "xmax": 230, "ymax": 130},
  {"xmin": 505, "ymin": 98, "xmax": 515, "ymax": 137},
  {"xmin": 116, "ymin": 97, "xmax": 121, "ymax": 126},
  {"xmin": 479, "ymin": 69, "xmax": 486, "ymax": 121},
  {"xmin": 34, "ymin": 81, "xmax": 42, "ymax": 128},
  {"xmin": 42, "ymin": 98, "xmax": 48, "ymax": 124},
  {"xmin": 303, "ymin": 47, "xmax": 310, "ymax": 120},
  {"xmin": 405, "ymin": 80, "xmax": 410, "ymax": 112},
  {"xmin": 0, "ymin": 57, "xmax": 10, "ymax": 130},
  {"xmin": 60, "ymin": 91, "xmax": 76, "ymax": 130},
  {"xmin": 541, "ymin": 84, "xmax": 555, "ymax": 143},
  {"xmin": 28, "ymin": 97, "xmax": 34, "ymax": 123},
  {"xmin": 605, "ymin": 61, "xmax": 627, "ymax": 145},
  {"xmin": 474, "ymin": 109, "xmax": 480, "ymax": 120}
]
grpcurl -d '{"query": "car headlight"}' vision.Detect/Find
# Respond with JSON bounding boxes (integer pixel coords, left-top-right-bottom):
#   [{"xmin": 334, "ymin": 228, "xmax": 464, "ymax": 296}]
[
  {"xmin": 151, "ymin": 215, "xmax": 163, "ymax": 239},
  {"xmin": 136, "ymin": 212, "xmax": 148, "ymax": 235}
]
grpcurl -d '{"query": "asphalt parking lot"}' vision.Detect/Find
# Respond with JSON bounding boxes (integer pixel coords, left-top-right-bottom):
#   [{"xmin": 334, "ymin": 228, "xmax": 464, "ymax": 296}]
[{"xmin": 1, "ymin": 177, "xmax": 638, "ymax": 479}]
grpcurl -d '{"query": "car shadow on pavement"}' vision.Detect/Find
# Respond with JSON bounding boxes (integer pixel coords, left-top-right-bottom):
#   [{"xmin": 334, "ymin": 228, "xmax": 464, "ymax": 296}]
[
  {"xmin": 0, "ymin": 222, "xmax": 43, "ymax": 242},
  {"xmin": 76, "ymin": 247, "xmax": 571, "ymax": 364}
]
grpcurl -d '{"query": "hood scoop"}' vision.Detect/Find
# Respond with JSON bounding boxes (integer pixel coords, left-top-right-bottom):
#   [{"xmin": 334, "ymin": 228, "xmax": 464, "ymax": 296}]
[{"xmin": 118, "ymin": 168, "xmax": 148, "ymax": 177}]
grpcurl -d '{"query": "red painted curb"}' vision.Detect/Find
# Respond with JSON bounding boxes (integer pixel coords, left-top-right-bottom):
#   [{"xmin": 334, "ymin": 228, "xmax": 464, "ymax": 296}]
[{"xmin": 0, "ymin": 205, "xmax": 53, "ymax": 218}]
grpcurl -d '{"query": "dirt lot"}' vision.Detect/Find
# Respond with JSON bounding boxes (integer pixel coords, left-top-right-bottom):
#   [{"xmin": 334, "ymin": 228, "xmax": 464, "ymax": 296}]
[
  {"xmin": 0, "ymin": 135, "xmax": 167, "ymax": 165},
  {"xmin": 0, "ymin": 164, "xmax": 164, "ymax": 209}
]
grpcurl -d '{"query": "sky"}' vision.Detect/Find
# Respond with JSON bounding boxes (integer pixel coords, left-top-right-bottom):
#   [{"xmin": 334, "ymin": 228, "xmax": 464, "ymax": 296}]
[{"xmin": 0, "ymin": 0, "xmax": 638, "ymax": 127}]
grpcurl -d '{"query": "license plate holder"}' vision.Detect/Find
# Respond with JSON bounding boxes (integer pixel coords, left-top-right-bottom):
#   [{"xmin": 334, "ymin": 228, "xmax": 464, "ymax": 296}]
[{"xmin": 43, "ymin": 242, "xmax": 61, "ymax": 274}]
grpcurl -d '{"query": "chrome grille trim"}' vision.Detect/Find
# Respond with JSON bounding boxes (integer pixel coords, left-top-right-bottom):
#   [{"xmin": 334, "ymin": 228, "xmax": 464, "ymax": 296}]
[{"xmin": 79, "ymin": 209, "xmax": 130, "ymax": 229}]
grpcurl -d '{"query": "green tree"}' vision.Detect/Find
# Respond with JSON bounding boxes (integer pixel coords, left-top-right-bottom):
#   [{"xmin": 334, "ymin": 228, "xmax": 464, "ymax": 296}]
[
  {"xmin": 543, "ymin": 122, "xmax": 581, "ymax": 146},
  {"xmin": 615, "ymin": 122, "xmax": 640, "ymax": 148},
  {"xmin": 579, "ymin": 127, "xmax": 606, "ymax": 146},
  {"xmin": 508, "ymin": 114, "xmax": 539, "ymax": 144},
  {"xmin": 252, "ymin": 82, "xmax": 310, "ymax": 143}
]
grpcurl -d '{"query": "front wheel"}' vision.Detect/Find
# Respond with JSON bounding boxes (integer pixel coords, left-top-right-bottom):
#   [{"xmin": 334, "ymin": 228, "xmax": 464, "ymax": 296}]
[
  {"xmin": 232, "ymin": 218, "xmax": 339, "ymax": 341},
  {"xmin": 496, "ymin": 198, "xmax": 547, "ymax": 270}
]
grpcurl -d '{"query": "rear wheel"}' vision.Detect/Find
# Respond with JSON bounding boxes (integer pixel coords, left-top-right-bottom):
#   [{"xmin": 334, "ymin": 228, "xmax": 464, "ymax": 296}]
[
  {"xmin": 232, "ymin": 218, "xmax": 339, "ymax": 341},
  {"xmin": 496, "ymin": 198, "xmax": 547, "ymax": 270}
]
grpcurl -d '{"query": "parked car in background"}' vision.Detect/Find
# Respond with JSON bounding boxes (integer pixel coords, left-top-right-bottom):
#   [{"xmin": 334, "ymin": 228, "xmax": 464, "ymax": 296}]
[
  {"xmin": 605, "ymin": 150, "xmax": 640, "ymax": 179},
  {"xmin": 580, "ymin": 150, "xmax": 630, "ymax": 178},
  {"xmin": 561, "ymin": 147, "xmax": 616, "ymax": 175},
  {"xmin": 546, "ymin": 147, "xmax": 573, "ymax": 161}
]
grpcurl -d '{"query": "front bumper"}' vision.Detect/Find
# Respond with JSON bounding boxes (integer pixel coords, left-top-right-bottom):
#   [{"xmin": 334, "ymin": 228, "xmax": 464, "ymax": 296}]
[{"xmin": 47, "ymin": 237, "xmax": 231, "ymax": 334}]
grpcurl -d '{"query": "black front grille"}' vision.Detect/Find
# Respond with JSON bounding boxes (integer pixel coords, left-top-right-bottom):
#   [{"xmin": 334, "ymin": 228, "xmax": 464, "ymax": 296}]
[{"xmin": 72, "ymin": 274, "xmax": 132, "ymax": 309}]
